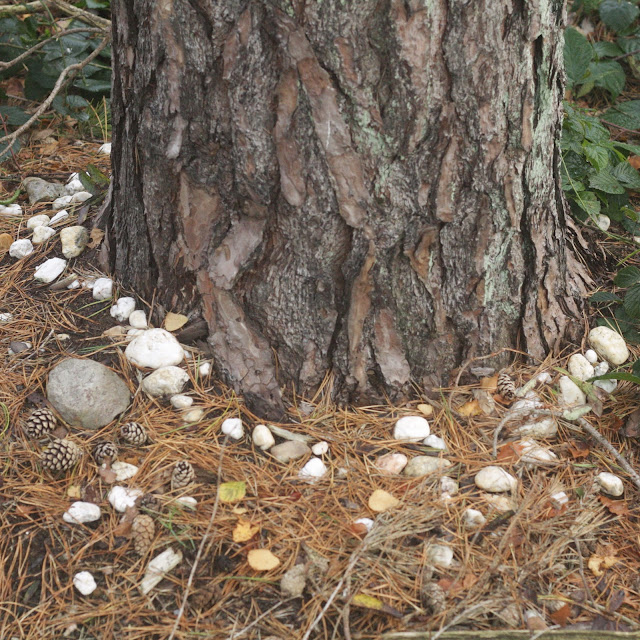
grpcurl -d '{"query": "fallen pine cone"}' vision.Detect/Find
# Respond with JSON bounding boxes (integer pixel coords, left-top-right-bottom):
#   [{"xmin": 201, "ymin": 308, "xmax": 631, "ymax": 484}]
[
  {"xmin": 132, "ymin": 514, "xmax": 155, "ymax": 556},
  {"xmin": 93, "ymin": 441, "xmax": 118, "ymax": 465},
  {"xmin": 171, "ymin": 460, "xmax": 195, "ymax": 491},
  {"xmin": 120, "ymin": 422, "xmax": 147, "ymax": 446},
  {"xmin": 497, "ymin": 371, "xmax": 516, "ymax": 399},
  {"xmin": 24, "ymin": 408, "xmax": 57, "ymax": 439},
  {"xmin": 137, "ymin": 493, "xmax": 162, "ymax": 516},
  {"xmin": 41, "ymin": 438, "xmax": 83, "ymax": 472}
]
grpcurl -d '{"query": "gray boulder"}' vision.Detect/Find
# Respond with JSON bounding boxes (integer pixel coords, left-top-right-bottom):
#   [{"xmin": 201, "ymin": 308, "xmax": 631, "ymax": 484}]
[
  {"xmin": 47, "ymin": 358, "xmax": 131, "ymax": 429},
  {"xmin": 23, "ymin": 177, "xmax": 66, "ymax": 205}
]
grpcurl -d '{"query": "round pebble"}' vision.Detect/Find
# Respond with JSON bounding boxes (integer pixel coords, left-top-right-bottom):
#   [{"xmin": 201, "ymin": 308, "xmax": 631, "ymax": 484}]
[{"xmin": 393, "ymin": 416, "xmax": 430, "ymax": 441}]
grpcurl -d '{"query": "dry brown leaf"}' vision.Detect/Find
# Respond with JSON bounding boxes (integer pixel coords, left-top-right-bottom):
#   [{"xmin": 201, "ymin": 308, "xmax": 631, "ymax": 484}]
[
  {"xmin": 628, "ymin": 155, "xmax": 640, "ymax": 170},
  {"xmin": 41, "ymin": 141, "xmax": 59, "ymax": 155},
  {"xmin": 496, "ymin": 442, "xmax": 525, "ymax": 463},
  {"xmin": 31, "ymin": 128, "xmax": 56, "ymax": 141},
  {"xmin": 164, "ymin": 312, "xmax": 188, "ymax": 332},
  {"xmin": 87, "ymin": 228, "xmax": 105, "ymax": 249},
  {"xmin": 368, "ymin": 489, "xmax": 400, "ymax": 512},
  {"xmin": 417, "ymin": 403, "xmax": 433, "ymax": 417},
  {"xmin": 0, "ymin": 233, "xmax": 12, "ymax": 254},
  {"xmin": 568, "ymin": 440, "xmax": 590, "ymax": 458},
  {"xmin": 472, "ymin": 389, "xmax": 495, "ymax": 415},
  {"xmin": 599, "ymin": 495, "xmax": 631, "ymax": 516},
  {"xmin": 457, "ymin": 399, "xmax": 482, "ymax": 417},
  {"xmin": 588, "ymin": 554, "xmax": 618, "ymax": 577},
  {"xmin": 247, "ymin": 549, "xmax": 280, "ymax": 571},
  {"xmin": 232, "ymin": 519, "xmax": 260, "ymax": 543},
  {"xmin": 480, "ymin": 374, "xmax": 499, "ymax": 390},
  {"xmin": 349, "ymin": 522, "xmax": 369, "ymax": 538},
  {"xmin": 550, "ymin": 603, "xmax": 571, "ymax": 627}
]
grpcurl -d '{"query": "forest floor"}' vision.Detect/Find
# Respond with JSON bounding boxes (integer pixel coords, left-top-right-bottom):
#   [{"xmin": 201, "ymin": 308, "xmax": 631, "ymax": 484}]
[{"xmin": 1, "ymin": 128, "xmax": 640, "ymax": 640}]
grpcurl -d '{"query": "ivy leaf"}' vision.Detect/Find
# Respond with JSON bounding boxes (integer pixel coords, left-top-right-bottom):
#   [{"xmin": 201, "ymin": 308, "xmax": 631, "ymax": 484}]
[
  {"xmin": 599, "ymin": 0, "xmax": 640, "ymax": 33},
  {"xmin": 613, "ymin": 266, "xmax": 640, "ymax": 287},
  {"xmin": 564, "ymin": 27, "xmax": 594, "ymax": 85},
  {"xmin": 583, "ymin": 143, "xmax": 610, "ymax": 171},
  {"xmin": 623, "ymin": 283, "xmax": 640, "ymax": 318},
  {"xmin": 604, "ymin": 100, "xmax": 640, "ymax": 129},
  {"xmin": 589, "ymin": 168, "xmax": 625, "ymax": 194}
]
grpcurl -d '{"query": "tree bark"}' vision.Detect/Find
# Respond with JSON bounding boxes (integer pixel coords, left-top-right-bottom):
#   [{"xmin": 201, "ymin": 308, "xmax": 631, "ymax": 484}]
[{"xmin": 109, "ymin": 0, "xmax": 589, "ymax": 418}]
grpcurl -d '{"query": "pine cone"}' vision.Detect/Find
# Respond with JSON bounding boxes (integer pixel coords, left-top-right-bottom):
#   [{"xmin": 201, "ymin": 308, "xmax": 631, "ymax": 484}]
[
  {"xmin": 131, "ymin": 514, "xmax": 155, "ymax": 556},
  {"xmin": 24, "ymin": 408, "xmax": 57, "ymax": 439},
  {"xmin": 93, "ymin": 441, "xmax": 118, "ymax": 465},
  {"xmin": 41, "ymin": 438, "xmax": 83, "ymax": 472},
  {"xmin": 120, "ymin": 422, "xmax": 147, "ymax": 445},
  {"xmin": 137, "ymin": 493, "xmax": 162, "ymax": 516},
  {"xmin": 171, "ymin": 460, "xmax": 195, "ymax": 491},
  {"xmin": 497, "ymin": 371, "xmax": 517, "ymax": 399},
  {"xmin": 421, "ymin": 581, "xmax": 446, "ymax": 614}
]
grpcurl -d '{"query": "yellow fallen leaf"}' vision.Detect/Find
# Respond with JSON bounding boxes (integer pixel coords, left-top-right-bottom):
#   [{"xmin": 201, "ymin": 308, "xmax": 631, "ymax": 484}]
[
  {"xmin": 480, "ymin": 374, "xmax": 499, "ymax": 390},
  {"xmin": 87, "ymin": 227, "xmax": 105, "ymax": 249},
  {"xmin": 588, "ymin": 554, "xmax": 618, "ymax": 577},
  {"xmin": 352, "ymin": 594, "xmax": 384, "ymax": 611},
  {"xmin": 368, "ymin": 489, "xmax": 399, "ymax": 512},
  {"xmin": 232, "ymin": 506, "xmax": 248, "ymax": 515},
  {"xmin": 417, "ymin": 403, "xmax": 433, "ymax": 417},
  {"xmin": 233, "ymin": 519, "xmax": 260, "ymax": 543},
  {"xmin": 67, "ymin": 485, "xmax": 82, "ymax": 499},
  {"xmin": 247, "ymin": 549, "xmax": 280, "ymax": 571},
  {"xmin": 0, "ymin": 233, "xmax": 13, "ymax": 254},
  {"xmin": 164, "ymin": 312, "xmax": 188, "ymax": 332},
  {"xmin": 219, "ymin": 481, "xmax": 246, "ymax": 504},
  {"xmin": 457, "ymin": 399, "xmax": 482, "ymax": 417}
]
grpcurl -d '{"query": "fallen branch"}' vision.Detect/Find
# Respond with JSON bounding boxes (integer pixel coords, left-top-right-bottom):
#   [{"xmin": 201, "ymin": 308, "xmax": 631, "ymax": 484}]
[{"xmin": 0, "ymin": 0, "xmax": 111, "ymax": 28}]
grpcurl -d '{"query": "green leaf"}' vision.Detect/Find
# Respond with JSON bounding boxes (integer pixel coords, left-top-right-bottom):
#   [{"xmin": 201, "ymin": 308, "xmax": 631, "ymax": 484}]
[
  {"xmin": 623, "ymin": 283, "xmax": 640, "ymax": 317},
  {"xmin": 612, "ymin": 161, "xmax": 640, "ymax": 190},
  {"xmin": 0, "ymin": 106, "xmax": 30, "ymax": 126},
  {"xmin": 65, "ymin": 94, "xmax": 89, "ymax": 109},
  {"xmin": 86, "ymin": 164, "xmax": 110, "ymax": 186},
  {"xmin": 571, "ymin": 190, "xmax": 601, "ymax": 217},
  {"xmin": 589, "ymin": 371, "xmax": 640, "ymax": 384},
  {"xmin": 78, "ymin": 171, "xmax": 98, "ymax": 196},
  {"xmin": 589, "ymin": 167, "xmax": 625, "ymax": 194},
  {"xmin": 583, "ymin": 143, "xmax": 610, "ymax": 171},
  {"xmin": 599, "ymin": 0, "xmax": 639, "ymax": 33},
  {"xmin": 564, "ymin": 27, "xmax": 594, "ymax": 85},
  {"xmin": 603, "ymin": 100, "xmax": 640, "ymax": 129},
  {"xmin": 633, "ymin": 359, "xmax": 640, "ymax": 377},
  {"xmin": 612, "ymin": 140, "xmax": 640, "ymax": 156},
  {"xmin": 588, "ymin": 60, "xmax": 626, "ymax": 98},
  {"xmin": 614, "ymin": 265, "xmax": 640, "ymax": 287},
  {"xmin": 0, "ymin": 138, "xmax": 21, "ymax": 163},
  {"xmin": 589, "ymin": 291, "xmax": 622, "ymax": 302},
  {"xmin": 593, "ymin": 41, "xmax": 624, "ymax": 58}
]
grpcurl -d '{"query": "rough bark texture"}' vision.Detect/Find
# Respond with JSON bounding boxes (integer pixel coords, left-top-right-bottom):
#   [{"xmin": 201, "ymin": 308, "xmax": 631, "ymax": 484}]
[{"xmin": 110, "ymin": 0, "xmax": 588, "ymax": 418}]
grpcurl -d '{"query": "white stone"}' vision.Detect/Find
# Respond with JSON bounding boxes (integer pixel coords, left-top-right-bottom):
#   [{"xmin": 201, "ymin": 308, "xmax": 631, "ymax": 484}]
[
  {"xmin": 67, "ymin": 280, "xmax": 80, "ymax": 289},
  {"xmin": 0, "ymin": 203, "xmax": 22, "ymax": 216},
  {"xmin": 311, "ymin": 441, "xmax": 329, "ymax": 456},
  {"xmin": 183, "ymin": 349, "xmax": 192, "ymax": 360},
  {"xmin": 462, "ymin": 508, "xmax": 486, "ymax": 529},
  {"xmin": 594, "ymin": 378, "xmax": 617, "ymax": 393},
  {"xmin": 92, "ymin": 278, "xmax": 113, "ymax": 300},
  {"xmin": 49, "ymin": 209, "xmax": 69, "ymax": 225},
  {"xmin": 34, "ymin": 257, "xmax": 66, "ymax": 283},
  {"xmin": 252, "ymin": 424, "xmax": 275, "ymax": 450},
  {"xmin": 588, "ymin": 326, "xmax": 629, "ymax": 366},
  {"xmin": 404, "ymin": 456, "xmax": 451, "ymax": 477},
  {"xmin": 199, "ymin": 362, "xmax": 211, "ymax": 377},
  {"xmin": 567, "ymin": 354, "xmax": 595, "ymax": 381},
  {"xmin": 125, "ymin": 328, "xmax": 185, "ymax": 369},
  {"xmin": 559, "ymin": 376, "xmax": 586, "ymax": 406},
  {"xmin": 63, "ymin": 501, "xmax": 101, "ymax": 524},
  {"xmin": 423, "ymin": 434, "xmax": 447, "ymax": 450},
  {"xmin": 175, "ymin": 496, "xmax": 197, "ymax": 509},
  {"xmin": 71, "ymin": 191, "xmax": 92, "ymax": 203},
  {"xmin": 427, "ymin": 544, "xmax": 453, "ymax": 568},
  {"xmin": 108, "ymin": 486, "xmax": 143, "ymax": 512},
  {"xmin": 221, "ymin": 417, "xmax": 244, "ymax": 440},
  {"xmin": 60, "ymin": 226, "xmax": 89, "ymax": 258},
  {"xmin": 129, "ymin": 310, "xmax": 148, "ymax": 329},
  {"xmin": 511, "ymin": 394, "xmax": 543, "ymax": 412},
  {"xmin": 32, "ymin": 225, "xmax": 56, "ymax": 244},
  {"xmin": 0, "ymin": 313, "xmax": 13, "ymax": 322},
  {"xmin": 482, "ymin": 492, "xmax": 518, "ymax": 512},
  {"xmin": 376, "ymin": 452, "xmax": 408, "ymax": 474},
  {"xmin": 584, "ymin": 349, "xmax": 598, "ymax": 364},
  {"xmin": 170, "ymin": 394, "xmax": 193, "ymax": 409},
  {"xmin": 519, "ymin": 439, "xmax": 558, "ymax": 464},
  {"xmin": 127, "ymin": 328, "xmax": 145, "ymax": 337},
  {"xmin": 141, "ymin": 366, "xmax": 189, "ymax": 397},
  {"xmin": 635, "ymin": 236, "xmax": 640, "ymax": 245},
  {"xmin": 139, "ymin": 548, "xmax": 182, "ymax": 595},
  {"xmin": 73, "ymin": 571, "xmax": 97, "ymax": 595},
  {"xmin": 298, "ymin": 457, "xmax": 327, "ymax": 479},
  {"xmin": 110, "ymin": 297, "xmax": 136, "ymax": 323},
  {"xmin": 27, "ymin": 214, "xmax": 50, "ymax": 230},
  {"xmin": 595, "ymin": 214, "xmax": 610, "ymax": 232},
  {"xmin": 536, "ymin": 371, "xmax": 552, "ymax": 384},
  {"xmin": 182, "ymin": 408, "xmax": 204, "ymax": 423},
  {"xmin": 475, "ymin": 466, "xmax": 517, "ymax": 493},
  {"xmin": 594, "ymin": 361, "xmax": 609, "ymax": 375},
  {"xmin": 111, "ymin": 461, "xmax": 139, "ymax": 481},
  {"xmin": 354, "ymin": 517, "xmax": 374, "ymax": 532},
  {"xmin": 393, "ymin": 416, "xmax": 430, "ymax": 441},
  {"xmin": 550, "ymin": 491, "xmax": 569, "ymax": 508},
  {"xmin": 9, "ymin": 239, "xmax": 33, "ymax": 259},
  {"xmin": 514, "ymin": 416, "xmax": 557, "ymax": 439},
  {"xmin": 440, "ymin": 476, "xmax": 458, "ymax": 495},
  {"xmin": 596, "ymin": 472, "xmax": 624, "ymax": 496},
  {"xmin": 52, "ymin": 195, "xmax": 73, "ymax": 210},
  {"xmin": 65, "ymin": 178, "xmax": 84, "ymax": 194},
  {"xmin": 99, "ymin": 143, "xmax": 111, "ymax": 155}
]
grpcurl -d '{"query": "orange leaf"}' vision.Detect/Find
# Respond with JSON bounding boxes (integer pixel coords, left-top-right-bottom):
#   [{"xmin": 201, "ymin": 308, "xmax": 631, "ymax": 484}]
[
  {"xmin": 247, "ymin": 549, "xmax": 280, "ymax": 571},
  {"xmin": 458, "ymin": 399, "xmax": 482, "ymax": 417},
  {"xmin": 232, "ymin": 519, "xmax": 260, "ymax": 543},
  {"xmin": 496, "ymin": 442, "xmax": 524, "ymax": 463},
  {"xmin": 480, "ymin": 374, "xmax": 499, "ymax": 390},
  {"xmin": 568, "ymin": 440, "xmax": 590, "ymax": 458},
  {"xmin": 628, "ymin": 155, "xmax": 640, "ymax": 170},
  {"xmin": 349, "ymin": 522, "xmax": 369, "ymax": 538},
  {"xmin": 550, "ymin": 603, "xmax": 571, "ymax": 627},
  {"xmin": 599, "ymin": 495, "xmax": 631, "ymax": 516}
]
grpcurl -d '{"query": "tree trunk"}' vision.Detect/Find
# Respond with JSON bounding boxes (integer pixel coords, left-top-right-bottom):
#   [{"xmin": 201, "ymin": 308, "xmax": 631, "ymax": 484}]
[{"xmin": 109, "ymin": 0, "xmax": 588, "ymax": 419}]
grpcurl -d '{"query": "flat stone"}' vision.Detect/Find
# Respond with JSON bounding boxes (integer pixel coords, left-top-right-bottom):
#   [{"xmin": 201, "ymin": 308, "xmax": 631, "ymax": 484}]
[
  {"xmin": 403, "ymin": 456, "xmax": 451, "ymax": 477},
  {"xmin": 23, "ymin": 177, "xmax": 66, "ymax": 204},
  {"xmin": 27, "ymin": 214, "xmax": 50, "ymax": 230},
  {"xmin": 475, "ymin": 466, "xmax": 517, "ymax": 493},
  {"xmin": 270, "ymin": 441, "xmax": 310, "ymax": 463},
  {"xmin": 32, "ymin": 225, "xmax": 56, "ymax": 244},
  {"xmin": 125, "ymin": 328, "xmax": 184, "ymax": 369},
  {"xmin": 47, "ymin": 358, "xmax": 131, "ymax": 429},
  {"xmin": 376, "ymin": 452, "xmax": 408, "ymax": 474},
  {"xmin": 34, "ymin": 257, "xmax": 66, "ymax": 283},
  {"xmin": 141, "ymin": 366, "xmax": 189, "ymax": 397},
  {"xmin": 60, "ymin": 226, "xmax": 89, "ymax": 258}
]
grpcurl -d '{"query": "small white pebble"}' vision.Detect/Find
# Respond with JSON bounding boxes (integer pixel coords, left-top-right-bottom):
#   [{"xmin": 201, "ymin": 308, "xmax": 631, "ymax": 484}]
[
  {"xmin": 67, "ymin": 280, "xmax": 80, "ymax": 289},
  {"xmin": 98, "ymin": 142, "xmax": 112, "ymax": 155},
  {"xmin": 73, "ymin": 571, "xmax": 97, "ymax": 595},
  {"xmin": 32, "ymin": 225, "xmax": 56, "ymax": 244},
  {"xmin": 595, "ymin": 214, "xmax": 610, "ymax": 232},
  {"xmin": 596, "ymin": 472, "xmax": 624, "ymax": 497},
  {"xmin": 252, "ymin": 424, "xmax": 275, "ymax": 450},
  {"xmin": 393, "ymin": 415, "xmax": 430, "ymax": 441},
  {"xmin": 536, "ymin": 371, "xmax": 552, "ymax": 384},
  {"xmin": 0, "ymin": 203, "xmax": 22, "ymax": 216},
  {"xmin": 183, "ymin": 349, "xmax": 192, "ymax": 359},
  {"xmin": 462, "ymin": 508, "xmax": 486, "ymax": 528},
  {"xmin": 354, "ymin": 517, "xmax": 374, "ymax": 532},
  {"xmin": 427, "ymin": 544, "xmax": 453, "ymax": 568},
  {"xmin": 63, "ymin": 502, "xmax": 101, "ymax": 524},
  {"xmin": 49, "ymin": 209, "xmax": 69, "ymax": 225},
  {"xmin": 550, "ymin": 491, "xmax": 569, "ymax": 508},
  {"xmin": 298, "ymin": 457, "xmax": 327, "ymax": 479},
  {"xmin": 423, "ymin": 434, "xmax": 446, "ymax": 450},
  {"xmin": 108, "ymin": 486, "xmax": 143, "ymax": 512},
  {"xmin": 440, "ymin": 476, "xmax": 458, "ymax": 495},
  {"xmin": 65, "ymin": 178, "xmax": 84, "ymax": 194},
  {"xmin": 475, "ymin": 466, "xmax": 517, "ymax": 493},
  {"xmin": 182, "ymin": 408, "xmax": 204, "ymax": 423},
  {"xmin": 311, "ymin": 441, "xmax": 329, "ymax": 456},
  {"xmin": 111, "ymin": 461, "xmax": 139, "ymax": 482},
  {"xmin": 70, "ymin": 191, "xmax": 92, "ymax": 203},
  {"xmin": 221, "ymin": 417, "xmax": 244, "ymax": 440},
  {"xmin": 26, "ymin": 214, "xmax": 50, "ymax": 230},
  {"xmin": 52, "ymin": 195, "xmax": 73, "ymax": 210},
  {"xmin": 199, "ymin": 362, "xmax": 211, "ymax": 377},
  {"xmin": 9, "ymin": 239, "xmax": 33, "ymax": 259},
  {"xmin": 128, "ymin": 309, "xmax": 148, "ymax": 329},
  {"xmin": 110, "ymin": 297, "xmax": 136, "ymax": 323},
  {"xmin": 93, "ymin": 278, "xmax": 113, "ymax": 300},
  {"xmin": 170, "ymin": 394, "xmax": 193, "ymax": 410},
  {"xmin": 175, "ymin": 496, "xmax": 197, "ymax": 509},
  {"xmin": 34, "ymin": 257, "xmax": 66, "ymax": 283},
  {"xmin": 584, "ymin": 349, "xmax": 598, "ymax": 364},
  {"xmin": 0, "ymin": 312, "xmax": 13, "ymax": 323}
]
